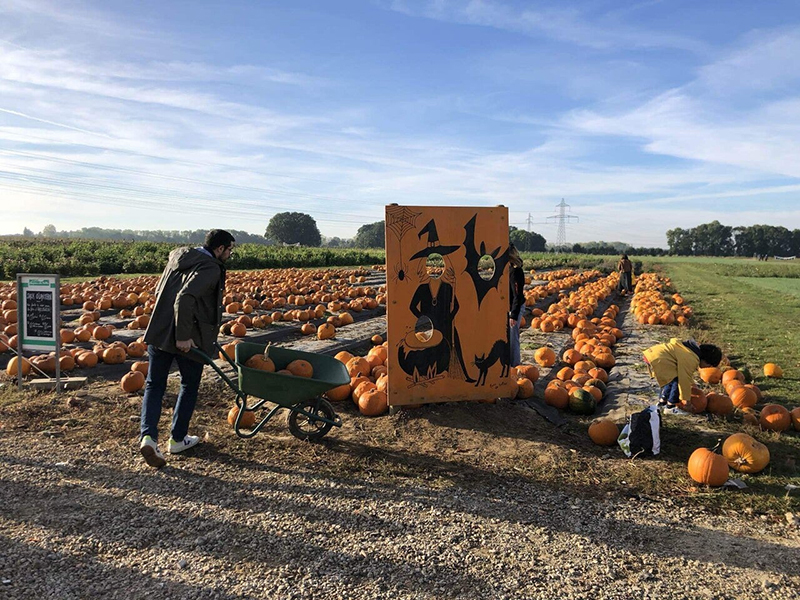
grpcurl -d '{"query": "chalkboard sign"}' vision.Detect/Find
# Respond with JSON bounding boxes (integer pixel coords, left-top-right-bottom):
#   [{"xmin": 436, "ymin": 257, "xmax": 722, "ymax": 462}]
[
  {"xmin": 17, "ymin": 273, "xmax": 60, "ymax": 354},
  {"xmin": 25, "ymin": 290, "xmax": 55, "ymax": 339}
]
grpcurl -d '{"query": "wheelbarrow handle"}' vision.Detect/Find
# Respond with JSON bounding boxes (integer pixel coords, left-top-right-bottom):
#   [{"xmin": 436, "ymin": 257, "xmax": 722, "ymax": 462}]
[{"xmin": 190, "ymin": 347, "xmax": 245, "ymax": 403}]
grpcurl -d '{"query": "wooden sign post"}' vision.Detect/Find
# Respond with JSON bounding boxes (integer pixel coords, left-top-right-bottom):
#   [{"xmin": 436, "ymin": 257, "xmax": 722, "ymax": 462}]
[
  {"xmin": 385, "ymin": 205, "xmax": 513, "ymax": 406},
  {"xmin": 16, "ymin": 274, "xmax": 61, "ymax": 392}
]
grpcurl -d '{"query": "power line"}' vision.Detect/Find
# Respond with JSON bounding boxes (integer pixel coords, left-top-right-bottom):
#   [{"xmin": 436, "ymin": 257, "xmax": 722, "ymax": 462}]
[{"xmin": 546, "ymin": 198, "xmax": 579, "ymax": 252}]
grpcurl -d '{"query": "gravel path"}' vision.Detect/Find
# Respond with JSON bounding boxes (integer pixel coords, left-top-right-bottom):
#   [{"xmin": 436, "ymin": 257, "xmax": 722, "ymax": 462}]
[{"xmin": 1, "ymin": 434, "xmax": 798, "ymax": 600}]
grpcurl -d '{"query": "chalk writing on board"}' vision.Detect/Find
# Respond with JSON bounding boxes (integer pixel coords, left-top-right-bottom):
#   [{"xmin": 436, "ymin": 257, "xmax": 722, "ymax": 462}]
[{"xmin": 25, "ymin": 290, "xmax": 54, "ymax": 339}]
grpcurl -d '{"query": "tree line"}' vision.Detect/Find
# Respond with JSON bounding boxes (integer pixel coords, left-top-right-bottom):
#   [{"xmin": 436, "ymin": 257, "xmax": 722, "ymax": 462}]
[{"xmin": 666, "ymin": 221, "xmax": 800, "ymax": 257}]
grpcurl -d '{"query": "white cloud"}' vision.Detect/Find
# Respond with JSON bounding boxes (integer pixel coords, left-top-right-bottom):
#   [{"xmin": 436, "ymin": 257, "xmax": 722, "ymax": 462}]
[{"xmin": 387, "ymin": 0, "xmax": 706, "ymax": 52}]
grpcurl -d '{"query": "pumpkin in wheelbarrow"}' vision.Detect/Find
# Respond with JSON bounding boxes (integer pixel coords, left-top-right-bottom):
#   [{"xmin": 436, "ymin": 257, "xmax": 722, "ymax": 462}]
[
  {"xmin": 287, "ymin": 359, "xmax": 313, "ymax": 378},
  {"xmin": 245, "ymin": 354, "xmax": 275, "ymax": 372}
]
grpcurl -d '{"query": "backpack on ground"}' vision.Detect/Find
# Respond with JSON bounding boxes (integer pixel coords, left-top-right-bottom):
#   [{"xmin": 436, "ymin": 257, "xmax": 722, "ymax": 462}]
[{"xmin": 618, "ymin": 405, "xmax": 661, "ymax": 457}]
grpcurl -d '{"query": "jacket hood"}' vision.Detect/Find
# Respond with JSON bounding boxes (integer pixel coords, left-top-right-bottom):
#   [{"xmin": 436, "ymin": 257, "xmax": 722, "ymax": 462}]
[{"xmin": 167, "ymin": 247, "xmax": 222, "ymax": 273}]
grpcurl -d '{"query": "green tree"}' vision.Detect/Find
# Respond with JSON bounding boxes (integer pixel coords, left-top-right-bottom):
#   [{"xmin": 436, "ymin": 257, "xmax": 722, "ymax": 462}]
[
  {"xmin": 666, "ymin": 227, "xmax": 694, "ymax": 255},
  {"xmin": 22, "ymin": 227, "xmax": 33, "ymax": 237},
  {"xmin": 41, "ymin": 224, "xmax": 57, "ymax": 238},
  {"xmin": 265, "ymin": 212, "xmax": 321, "ymax": 246},
  {"xmin": 510, "ymin": 229, "xmax": 547, "ymax": 252},
  {"xmin": 353, "ymin": 221, "xmax": 385, "ymax": 249}
]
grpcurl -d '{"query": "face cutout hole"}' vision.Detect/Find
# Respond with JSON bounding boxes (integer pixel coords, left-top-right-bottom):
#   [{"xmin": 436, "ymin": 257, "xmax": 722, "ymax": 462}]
[
  {"xmin": 414, "ymin": 315, "xmax": 434, "ymax": 343},
  {"xmin": 478, "ymin": 254, "xmax": 495, "ymax": 280},
  {"xmin": 425, "ymin": 253, "xmax": 444, "ymax": 279}
]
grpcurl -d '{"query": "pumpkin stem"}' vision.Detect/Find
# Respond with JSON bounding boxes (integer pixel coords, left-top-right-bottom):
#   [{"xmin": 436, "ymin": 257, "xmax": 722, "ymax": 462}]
[{"xmin": 711, "ymin": 438, "xmax": 722, "ymax": 453}]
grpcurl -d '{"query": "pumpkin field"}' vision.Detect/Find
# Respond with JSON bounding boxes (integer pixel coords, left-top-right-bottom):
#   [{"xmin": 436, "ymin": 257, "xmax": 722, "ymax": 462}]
[{"xmin": 0, "ymin": 250, "xmax": 798, "ymax": 598}]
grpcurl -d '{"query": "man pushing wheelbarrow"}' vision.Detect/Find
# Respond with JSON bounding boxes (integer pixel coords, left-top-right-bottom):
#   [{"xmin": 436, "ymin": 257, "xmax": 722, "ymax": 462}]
[{"xmin": 138, "ymin": 229, "xmax": 235, "ymax": 469}]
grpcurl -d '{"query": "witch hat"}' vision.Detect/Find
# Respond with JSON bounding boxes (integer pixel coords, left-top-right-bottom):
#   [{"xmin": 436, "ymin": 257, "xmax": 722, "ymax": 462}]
[{"xmin": 410, "ymin": 219, "xmax": 460, "ymax": 260}]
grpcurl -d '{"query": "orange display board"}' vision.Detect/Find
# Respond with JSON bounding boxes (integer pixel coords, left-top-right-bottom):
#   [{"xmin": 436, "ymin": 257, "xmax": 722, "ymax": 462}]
[{"xmin": 385, "ymin": 205, "xmax": 513, "ymax": 406}]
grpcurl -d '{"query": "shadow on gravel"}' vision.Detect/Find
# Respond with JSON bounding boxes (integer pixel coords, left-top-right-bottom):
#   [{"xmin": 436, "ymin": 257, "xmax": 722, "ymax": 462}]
[
  {"xmin": 0, "ymin": 533, "xmax": 244, "ymax": 600},
  {"xmin": 2, "ymin": 448, "xmax": 797, "ymax": 581},
  {"xmin": 0, "ymin": 460, "xmax": 495, "ymax": 598}
]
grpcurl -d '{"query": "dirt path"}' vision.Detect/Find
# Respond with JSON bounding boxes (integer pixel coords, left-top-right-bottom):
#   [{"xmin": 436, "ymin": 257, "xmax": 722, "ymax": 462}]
[{"xmin": 1, "ymin": 398, "xmax": 798, "ymax": 600}]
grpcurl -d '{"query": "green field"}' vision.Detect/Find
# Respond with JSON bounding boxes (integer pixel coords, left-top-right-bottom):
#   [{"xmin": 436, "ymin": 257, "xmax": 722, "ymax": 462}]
[
  {"xmin": 647, "ymin": 260, "xmax": 800, "ymax": 407},
  {"xmin": 733, "ymin": 276, "xmax": 800, "ymax": 298}
]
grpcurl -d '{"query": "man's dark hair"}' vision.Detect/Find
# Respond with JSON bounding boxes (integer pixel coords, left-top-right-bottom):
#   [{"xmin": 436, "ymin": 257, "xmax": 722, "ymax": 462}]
[
  {"xmin": 699, "ymin": 344, "xmax": 722, "ymax": 367},
  {"xmin": 204, "ymin": 229, "xmax": 235, "ymax": 252},
  {"xmin": 621, "ymin": 254, "xmax": 629, "ymax": 260}
]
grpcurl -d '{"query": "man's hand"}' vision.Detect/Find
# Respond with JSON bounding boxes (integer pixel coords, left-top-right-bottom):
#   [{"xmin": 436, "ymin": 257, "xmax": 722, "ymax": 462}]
[
  {"xmin": 176, "ymin": 339, "xmax": 196, "ymax": 352},
  {"xmin": 509, "ymin": 318, "xmax": 516, "ymax": 328}
]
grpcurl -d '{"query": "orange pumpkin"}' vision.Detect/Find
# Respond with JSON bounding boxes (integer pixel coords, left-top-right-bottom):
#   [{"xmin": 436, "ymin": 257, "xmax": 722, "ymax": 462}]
[
  {"xmin": 335, "ymin": 351, "xmax": 354, "ymax": 364},
  {"xmin": 245, "ymin": 354, "xmax": 276, "ymax": 372},
  {"xmin": 287, "ymin": 359, "xmax": 314, "ymax": 378},
  {"xmin": 722, "ymin": 433, "xmax": 770, "ymax": 473},
  {"xmin": 705, "ymin": 393, "xmax": 733, "ymax": 416},
  {"xmin": 131, "ymin": 361, "xmax": 149, "ymax": 376},
  {"xmin": 679, "ymin": 386, "xmax": 708, "ymax": 414},
  {"xmin": 721, "ymin": 369, "xmax": 744, "ymax": 385},
  {"xmin": 730, "ymin": 386, "xmax": 757, "ymax": 409},
  {"xmin": 358, "ymin": 389, "xmax": 388, "ymax": 416},
  {"xmin": 346, "ymin": 356, "xmax": 371, "ymax": 378},
  {"xmin": 762, "ymin": 363, "xmax": 783, "ymax": 378},
  {"xmin": 325, "ymin": 383, "xmax": 352, "ymax": 402},
  {"xmin": 698, "ymin": 367, "xmax": 722, "ymax": 384},
  {"xmin": 556, "ymin": 367, "xmax": 574, "ymax": 381},
  {"xmin": 76, "ymin": 351, "xmax": 98, "ymax": 368},
  {"xmin": 120, "ymin": 371, "xmax": 145, "ymax": 393},
  {"xmin": 227, "ymin": 405, "xmax": 256, "ymax": 428},
  {"xmin": 759, "ymin": 404, "xmax": 791, "ymax": 432},
  {"xmin": 516, "ymin": 378, "xmax": 534, "ymax": 399},
  {"xmin": 544, "ymin": 385, "xmax": 569, "ymax": 409},
  {"xmin": 687, "ymin": 447, "xmax": 729, "ymax": 487},
  {"xmin": 102, "ymin": 347, "xmax": 126, "ymax": 365},
  {"xmin": 588, "ymin": 367, "xmax": 608, "ymax": 383},
  {"xmin": 353, "ymin": 380, "xmax": 378, "ymax": 402},
  {"xmin": 534, "ymin": 347, "xmax": 556, "ymax": 367},
  {"xmin": 6, "ymin": 356, "xmax": 30, "ymax": 377},
  {"xmin": 588, "ymin": 419, "xmax": 619, "ymax": 446},
  {"xmin": 317, "ymin": 323, "xmax": 336, "ymax": 340},
  {"xmin": 516, "ymin": 364, "xmax": 539, "ymax": 383},
  {"xmin": 792, "ymin": 407, "xmax": 800, "ymax": 431}
]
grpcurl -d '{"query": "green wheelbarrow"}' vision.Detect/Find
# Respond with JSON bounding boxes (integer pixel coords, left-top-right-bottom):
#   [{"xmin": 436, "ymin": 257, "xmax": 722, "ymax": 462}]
[{"xmin": 192, "ymin": 341, "xmax": 349, "ymax": 441}]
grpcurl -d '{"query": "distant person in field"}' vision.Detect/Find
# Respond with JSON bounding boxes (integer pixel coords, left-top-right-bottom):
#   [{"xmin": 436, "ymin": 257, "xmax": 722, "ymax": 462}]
[
  {"xmin": 139, "ymin": 229, "xmax": 235, "ymax": 468},
  {"xmin": 507, "ymin": 243, "xmax": 525, "ymax": 367},
  {"xmin": 643, "ymin": 338, "xmax": 722, "ymax": 413},
  {"xmin": 617, "ymin": 254, "xmax": 633, "ymax": 295}
]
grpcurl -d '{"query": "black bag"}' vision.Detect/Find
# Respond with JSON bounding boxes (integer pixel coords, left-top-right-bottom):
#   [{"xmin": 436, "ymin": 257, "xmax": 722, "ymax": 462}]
[{"xmin": 618, "ymin": 405, "xmax": 661, "ymax": 457}]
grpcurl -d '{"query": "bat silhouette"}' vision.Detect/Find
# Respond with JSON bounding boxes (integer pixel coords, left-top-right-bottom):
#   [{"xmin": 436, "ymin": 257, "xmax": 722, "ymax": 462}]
[{"xmin": 463, "ymin": 214, "xmax": 510, "ymax": 307}]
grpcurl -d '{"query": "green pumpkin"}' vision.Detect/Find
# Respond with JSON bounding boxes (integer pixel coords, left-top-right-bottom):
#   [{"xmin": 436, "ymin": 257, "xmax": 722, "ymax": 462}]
[
  {"xmin": 585, "ymin": 378, "xmax": 607, "ymax": 395},
  {"xmin": 740, "ymin": 367, "xmax": 753, "ymax": 384},
  {"xmin": 569, "ymin": 388, "xmax": 597, "ymax": 414}
]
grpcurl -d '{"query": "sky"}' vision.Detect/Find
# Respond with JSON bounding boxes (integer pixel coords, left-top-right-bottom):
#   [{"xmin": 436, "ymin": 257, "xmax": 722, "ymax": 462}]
[{"xmin": 1, "ymin": 0, "xmax": 799, "ymax": 247}]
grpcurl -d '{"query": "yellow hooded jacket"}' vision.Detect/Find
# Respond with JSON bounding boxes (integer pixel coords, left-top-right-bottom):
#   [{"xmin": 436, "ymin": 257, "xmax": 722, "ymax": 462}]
[{"xmin": 643, "ymin": 338, "xmax": 700, "ymax": 403}]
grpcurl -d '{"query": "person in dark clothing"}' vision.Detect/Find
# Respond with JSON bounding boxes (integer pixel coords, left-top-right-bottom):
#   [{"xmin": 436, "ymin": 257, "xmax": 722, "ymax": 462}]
[
  {"xmin": 507, "ymin": 244, "xmax": 526, "ymax": 366},
  {"xmin": 618, "ymin": 254, "xmax": 633, "ymax": 295},
  {"xmin": 139, "ymin": 229, "xmax": 234, "ymax": 468}
]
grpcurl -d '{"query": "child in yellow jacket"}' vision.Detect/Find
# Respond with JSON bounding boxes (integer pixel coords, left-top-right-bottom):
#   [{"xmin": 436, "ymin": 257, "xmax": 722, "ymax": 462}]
[{"xmin": 643, "ymin": 338, "xmax": 722, "ymax": 411}]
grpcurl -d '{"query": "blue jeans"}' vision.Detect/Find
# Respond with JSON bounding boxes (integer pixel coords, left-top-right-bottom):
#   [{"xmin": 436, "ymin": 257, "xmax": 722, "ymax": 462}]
[
  {"xmin": 659, "ymin": 378, "xmax": 680, "ymax": 406},
  {"xmin": 509, "ymin": 306, "xmax": 525, "ymax": 367},
  {"xmin": 140, "ymin": 345, "xmax": 204, "ymax": 442}
]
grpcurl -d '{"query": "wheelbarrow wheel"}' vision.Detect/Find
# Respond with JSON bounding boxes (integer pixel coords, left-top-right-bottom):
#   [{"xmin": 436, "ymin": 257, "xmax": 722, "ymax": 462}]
[{"xmin": 287, "ymin": 398, "xmax": 336, "ymax": 441}]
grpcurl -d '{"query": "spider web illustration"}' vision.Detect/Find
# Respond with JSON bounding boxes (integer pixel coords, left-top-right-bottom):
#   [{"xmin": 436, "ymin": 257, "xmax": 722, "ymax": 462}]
[{"xmin": 386, "ymin": 206, "xmax": 421, "ymax": 241}]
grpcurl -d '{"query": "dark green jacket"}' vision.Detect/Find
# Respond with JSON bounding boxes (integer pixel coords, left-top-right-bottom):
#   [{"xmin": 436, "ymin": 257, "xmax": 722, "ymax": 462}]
[{"xmin": 143, "ymin": 247, "xmax": 225, "ymax": 361}]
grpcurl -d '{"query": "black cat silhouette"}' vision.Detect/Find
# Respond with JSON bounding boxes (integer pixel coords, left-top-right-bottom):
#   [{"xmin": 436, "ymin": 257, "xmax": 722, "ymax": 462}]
[{"xmin": 473, "ymin": 339, "xmax": 509, "ymax": 386}]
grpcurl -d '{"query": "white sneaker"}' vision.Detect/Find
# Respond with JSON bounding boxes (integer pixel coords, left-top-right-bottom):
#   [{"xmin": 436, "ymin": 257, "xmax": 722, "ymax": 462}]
[
  {"xmin": 140, "ymin": 435, "xmax": 166, "ymax": 469},
  {"xmin": 169, "ymin": 435, "xmax": 201, "ymax": 454}
]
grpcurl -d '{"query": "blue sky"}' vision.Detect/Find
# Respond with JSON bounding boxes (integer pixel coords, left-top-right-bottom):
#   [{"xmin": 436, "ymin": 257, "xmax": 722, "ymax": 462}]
[{"xmin": 1, "ymin": 0, "xmax": 799, "ymax": 247}]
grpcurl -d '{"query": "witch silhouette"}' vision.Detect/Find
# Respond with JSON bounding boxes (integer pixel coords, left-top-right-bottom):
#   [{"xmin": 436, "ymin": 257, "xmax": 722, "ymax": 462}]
[{"xmin": 397, "ymin": 219, "xmax": 475, "ymax": 384}]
